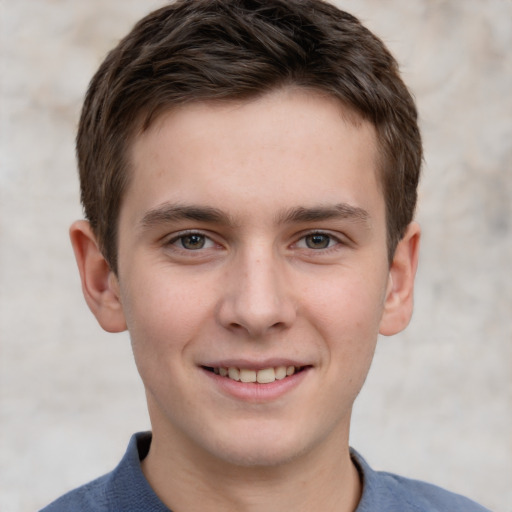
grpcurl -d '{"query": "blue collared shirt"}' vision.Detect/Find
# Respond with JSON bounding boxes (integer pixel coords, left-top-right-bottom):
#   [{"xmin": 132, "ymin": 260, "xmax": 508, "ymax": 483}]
[{"xmin": 41, "ymin": 432, "xmax": 491, "ymax": 512}]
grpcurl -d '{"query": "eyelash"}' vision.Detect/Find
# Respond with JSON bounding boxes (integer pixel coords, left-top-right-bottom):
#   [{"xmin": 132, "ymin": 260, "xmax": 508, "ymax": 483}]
[
  {"xmin": 165, "ymin": 230, "xmax": 344, "ymax": 254},
  {"xmin": 294, "ymin": 231, "xmax": 344, "ymax": 252},
  {"xmin": 166, "ymin": 231, "xmax": 217, "ymax": 251}
]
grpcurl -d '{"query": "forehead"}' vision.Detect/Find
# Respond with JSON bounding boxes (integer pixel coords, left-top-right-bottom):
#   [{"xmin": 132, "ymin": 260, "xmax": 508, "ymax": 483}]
[{"xmin": 124, "ymin": 88, "xmax": 383, "ymax": 226}]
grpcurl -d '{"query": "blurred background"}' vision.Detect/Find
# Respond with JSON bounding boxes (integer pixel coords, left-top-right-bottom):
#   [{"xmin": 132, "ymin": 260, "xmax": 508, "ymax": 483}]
[{"xmin": 0, "ymin": 1, "xmax": 510, "ymax": 511}]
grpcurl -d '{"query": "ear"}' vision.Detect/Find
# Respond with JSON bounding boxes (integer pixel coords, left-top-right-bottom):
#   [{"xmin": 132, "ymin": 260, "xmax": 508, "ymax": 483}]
[
  {"xmin": 70, "ymin": 220, "xmax": 127, "ymax": 333},
  {"xmin": 379, "ymin": 222, "xmax": 421, "ymax": 336}
]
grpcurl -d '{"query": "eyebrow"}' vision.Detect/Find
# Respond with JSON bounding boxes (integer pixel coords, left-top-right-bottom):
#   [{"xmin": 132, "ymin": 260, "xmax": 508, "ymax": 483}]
[
  {"xmin": 140, "ymin": 203, "xmax": 234, "ymax": 229},
  {"xmin": 277, "ymin": 204, "xmax": 370, "ymax": 225},
  {"xmin": 139, "ymin": 202, "xmax": 370, "ymax": 230}
]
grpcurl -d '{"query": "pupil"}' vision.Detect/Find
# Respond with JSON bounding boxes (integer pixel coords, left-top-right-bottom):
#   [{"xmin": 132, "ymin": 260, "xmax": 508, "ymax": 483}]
[
  {"xmin": 182, "ymin": 234, "xmax": 205, "ymax": 249},
  {"xmin": 307, "ymin": 234, "xmax": 329, "ymax": 249}
]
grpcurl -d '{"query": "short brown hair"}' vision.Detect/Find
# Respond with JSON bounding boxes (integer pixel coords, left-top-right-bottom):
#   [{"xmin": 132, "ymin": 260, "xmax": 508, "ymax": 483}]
[{"xmin": 77, "ymin": 0, "xmax": 422, "ymax": 273}]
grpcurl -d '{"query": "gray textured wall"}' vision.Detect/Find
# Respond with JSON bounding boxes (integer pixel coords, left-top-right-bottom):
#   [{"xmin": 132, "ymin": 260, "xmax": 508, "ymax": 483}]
[{"xmin": 0, "ymin": 1, "xmax": 510, "ymax": 511}]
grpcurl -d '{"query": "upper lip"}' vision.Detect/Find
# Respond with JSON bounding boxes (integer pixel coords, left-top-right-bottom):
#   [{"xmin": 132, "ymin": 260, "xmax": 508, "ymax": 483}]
[{"xmin": 200, "ymin": 358, "xmax": 310, "ymax": 370}]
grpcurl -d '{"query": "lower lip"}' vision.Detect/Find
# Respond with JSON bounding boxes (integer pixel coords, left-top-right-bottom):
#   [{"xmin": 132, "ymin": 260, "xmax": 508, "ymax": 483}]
[{"xmin": 201, "ymin": 367, "xmax": 311, "ymax": 402}]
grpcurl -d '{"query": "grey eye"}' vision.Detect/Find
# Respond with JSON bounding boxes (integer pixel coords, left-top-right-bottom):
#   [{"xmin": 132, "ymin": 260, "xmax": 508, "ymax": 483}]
[
  {"xmin": 305, "ymin": 233, "xmax": 331, "ymax": 249},
  {"xmin": 180, "ymin": 234, "xmax": 206, "ymax": 250}
]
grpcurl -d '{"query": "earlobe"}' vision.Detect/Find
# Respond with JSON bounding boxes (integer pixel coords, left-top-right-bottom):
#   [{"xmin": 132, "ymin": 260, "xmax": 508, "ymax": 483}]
[
  {"xmin": 379, "ymin": 222, "xmax": 421, "ymax": 336},
  {"xmin": 69, "ymin": 220, "xmax": 127, "ymax": 333}
]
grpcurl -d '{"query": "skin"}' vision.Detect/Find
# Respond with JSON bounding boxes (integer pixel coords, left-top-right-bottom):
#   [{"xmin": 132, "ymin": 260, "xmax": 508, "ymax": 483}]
[{"xmin": 71, "ymin": 88, "xmax": 420, "ymax": 512}]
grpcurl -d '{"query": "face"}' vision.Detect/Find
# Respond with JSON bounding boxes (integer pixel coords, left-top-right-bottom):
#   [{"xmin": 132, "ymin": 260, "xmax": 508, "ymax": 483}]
[{"xmin": 108, "ymin": 89, "xmax": 409, "ymax": 468}]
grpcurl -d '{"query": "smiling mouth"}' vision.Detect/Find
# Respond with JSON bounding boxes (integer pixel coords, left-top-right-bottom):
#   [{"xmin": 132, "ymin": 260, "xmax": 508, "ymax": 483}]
[{"xmin": 203, "ymin": 365, "xmax": 308, "ymax": 384}]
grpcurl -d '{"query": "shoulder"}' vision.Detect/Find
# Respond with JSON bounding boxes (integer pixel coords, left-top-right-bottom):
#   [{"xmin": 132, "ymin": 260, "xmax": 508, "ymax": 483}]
[
  {"xmin": 39, "ymin": 474, "xmax": 111, "ymax": 512},
  {"xmin": 372, "ymin": 471, "xmax": 492, "ymax": 512},
  {"xmin": 39, "ymin": 432, "xmax": 166, "ymax": 512},
  {"xmin": 351, "ymin": 449, "xmax": 491, "ymax": 512}
]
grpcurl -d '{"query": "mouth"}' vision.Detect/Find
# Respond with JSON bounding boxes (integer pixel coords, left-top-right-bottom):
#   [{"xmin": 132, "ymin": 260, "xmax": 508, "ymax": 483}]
[{"xmin": 202, "ymin": 365, "xmax": 308, "ymax": 384}]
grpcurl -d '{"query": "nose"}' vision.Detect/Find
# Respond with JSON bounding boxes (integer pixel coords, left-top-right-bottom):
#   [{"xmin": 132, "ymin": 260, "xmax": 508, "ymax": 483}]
[{"xmin": 216, "ymin": 246, "xmax": 297, "ymax": 338}]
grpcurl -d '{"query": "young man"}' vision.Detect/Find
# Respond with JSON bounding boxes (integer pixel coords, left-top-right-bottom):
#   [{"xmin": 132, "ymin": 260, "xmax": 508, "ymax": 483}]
[{"xmin": 42, "ymin": 1, "xmax": 489, "ymax": 510}]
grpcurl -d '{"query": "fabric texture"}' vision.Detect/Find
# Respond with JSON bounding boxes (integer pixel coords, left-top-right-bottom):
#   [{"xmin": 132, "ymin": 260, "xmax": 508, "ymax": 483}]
[{"xmin": 40, "ymin": 432, "xmax": 490, "ymax": 512}]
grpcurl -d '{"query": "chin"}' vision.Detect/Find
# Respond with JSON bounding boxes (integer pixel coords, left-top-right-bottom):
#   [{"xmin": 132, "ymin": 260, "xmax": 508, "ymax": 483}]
[{"xmin": 205, "ymin": 425, "xmax": 310, "ymax": 468}]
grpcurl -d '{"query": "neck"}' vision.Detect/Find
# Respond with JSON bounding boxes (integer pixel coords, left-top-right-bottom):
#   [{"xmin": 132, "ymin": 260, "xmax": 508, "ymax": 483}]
[{"xmin": 142, "ymin": 427, "xmax": 362, "ymax": 512}]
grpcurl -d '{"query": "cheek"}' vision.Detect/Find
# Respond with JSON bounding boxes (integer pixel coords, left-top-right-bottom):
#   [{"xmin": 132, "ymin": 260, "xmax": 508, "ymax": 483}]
[
  {"xmin": 119, "ymin": 269, "xmax": 208, "ymax": 360},
  {"xmin": 306, "ymin": 270, "xmax": 387, "ymax": 327},
  {"xmin": 303, "ymin": 269, "xmax": 387, "ymax": 361}
]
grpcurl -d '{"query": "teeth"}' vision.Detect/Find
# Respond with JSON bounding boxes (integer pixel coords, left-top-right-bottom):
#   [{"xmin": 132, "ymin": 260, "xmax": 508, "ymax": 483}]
[
  {"xmin": 228, "ymin": 367, "xmax": 240, "ymax": 381},
  {"xmin": 257, "ymin": 368, "xmax": 275, "ymax": 384},
  {"xmin": 240, "ymin": 369, "xmax": 256, "ymax": 383},
  {"xmin": 275, "ymin": 366, "xmax": 287, "ymax": 380},
  {"xmin": 215, "ymin": 365, "xmax": 300, "ymax": 384}
]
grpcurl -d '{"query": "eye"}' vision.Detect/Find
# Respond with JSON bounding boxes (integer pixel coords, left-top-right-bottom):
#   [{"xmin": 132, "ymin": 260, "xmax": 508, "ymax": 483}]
[
  {"xmin": 296, "ymin": 232, "xmax": 339, "ymax": 250},
  {"xmin": 305, "ymin": 233, "xmax": 331, "ymax": 249},
  {"xmin": 169, "ymin": 232, "xmax": 215, "ymax": 250}
]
